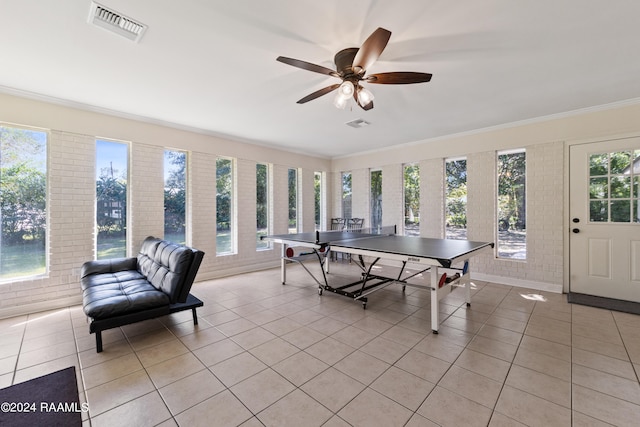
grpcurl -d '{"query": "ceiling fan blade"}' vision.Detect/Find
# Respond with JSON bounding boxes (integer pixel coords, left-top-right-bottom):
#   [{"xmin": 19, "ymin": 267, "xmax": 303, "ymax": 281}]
[
  {"xmin": 277, "ymin": 56, "xmax": 339, "ymax": 77},
  {"xmin": 297, "ymin": 84, "xmax": 341, "ymax": 104},
  {"xmin": 366, "ymin": 72, "xmax": 433, "ymax": 84},
  {"xmin": 352, "ymin": 28, "xmax": 392, "ymax": 74}
]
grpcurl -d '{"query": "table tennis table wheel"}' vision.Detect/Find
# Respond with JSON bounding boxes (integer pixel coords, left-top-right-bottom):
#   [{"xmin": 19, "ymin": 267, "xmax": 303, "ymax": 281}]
[
  {"xmin": 318, "ymin": 287, "xmax": 323, "ymax": 295},
  {"xmin": 432, "ymin": 330, "xmax": 439, "ymax": 334}
]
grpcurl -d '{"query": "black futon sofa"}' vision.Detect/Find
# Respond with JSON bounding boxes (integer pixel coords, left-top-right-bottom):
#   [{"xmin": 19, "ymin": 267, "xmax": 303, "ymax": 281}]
[{"xmin": 81, "ymin": 236, "xmax": 205, "ymax": 352}]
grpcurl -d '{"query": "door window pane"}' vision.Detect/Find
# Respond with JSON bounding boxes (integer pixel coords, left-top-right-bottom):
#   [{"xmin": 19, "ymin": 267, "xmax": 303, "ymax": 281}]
[
  {"xmin": 588, "ymin": 150, "xmax": 639, "ymax": 223},
  {"xmin": 96, "ymin": 140, "xmax": 128, "ymax": 259},
  {"xmin": 0, "ymin": 126, "xmax": 47, "ymax": 279},
  {"xmin": 445, "ymin": 158, "xmax": 467, "ymax": 239},
  {"xmin": 164, "ymin": 150, "xmax": 186, "ymax": 244}
]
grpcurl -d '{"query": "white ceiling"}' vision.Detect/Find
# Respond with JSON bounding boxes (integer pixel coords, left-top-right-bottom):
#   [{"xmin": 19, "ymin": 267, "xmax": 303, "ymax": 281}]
[{"xmin": 2, "ymin": 0, "xmax": 640, "ymax": 158}]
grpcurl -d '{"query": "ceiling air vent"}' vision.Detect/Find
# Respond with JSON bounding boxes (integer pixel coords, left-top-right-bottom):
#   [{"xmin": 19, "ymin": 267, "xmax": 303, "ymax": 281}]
[
  {"xmin": 345, "ymin": 119, "xmax": 371, "ymax": 129},
  {"xmin": 88, "ymin": 2, "xmax": 147, "ymax": 42}
]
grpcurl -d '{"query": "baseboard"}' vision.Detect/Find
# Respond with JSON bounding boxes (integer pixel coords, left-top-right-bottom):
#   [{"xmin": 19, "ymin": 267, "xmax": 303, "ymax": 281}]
[
  {"xmin": 471, "ymin": 273, "xmax": 563, "ymax": 294},
  {"xmin": 0, "ymin": 295, "xmax": 83, "ymax": 320},
  {"xmin": 194, "ymin": 260, "xmax": 280, "ymax": 282}
]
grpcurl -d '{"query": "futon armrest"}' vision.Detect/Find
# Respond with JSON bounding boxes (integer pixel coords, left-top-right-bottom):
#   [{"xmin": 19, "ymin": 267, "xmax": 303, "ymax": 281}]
[{"xmin": 81, "ymin": 257, "xmax": 138, "ymax": 278}]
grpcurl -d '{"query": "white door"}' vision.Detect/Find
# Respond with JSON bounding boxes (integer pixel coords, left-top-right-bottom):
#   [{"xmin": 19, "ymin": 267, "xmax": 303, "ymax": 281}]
[{"xmin": 569, "ymin": 138, "xmax": 640, "ymax": 302}]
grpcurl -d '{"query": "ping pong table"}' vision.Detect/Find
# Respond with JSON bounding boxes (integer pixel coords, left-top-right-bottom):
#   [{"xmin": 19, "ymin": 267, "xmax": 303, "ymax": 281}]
[{"xmin": 263, "ymin": 229, "xmax": 494, "ymax": 333}]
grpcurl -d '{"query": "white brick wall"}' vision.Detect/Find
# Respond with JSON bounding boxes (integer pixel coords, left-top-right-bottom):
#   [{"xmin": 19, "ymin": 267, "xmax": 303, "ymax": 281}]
[
  {"xmin": 382, "ymin": 164, "xmax": 403, "ymax": 233},
  {"xmin": 130, "ymin": 143, "xmax": 164, "ymax": 252},
  {"xmin": 299, "ymin": 168, "xmax": 315, "ymax": 233},
  {"xmin": 420, "ymin": 158, "xmax": 444, "ymax": 238},
  {"xmin": 351, "ymin": 168, "xmax": 370, "ymax": 227}
]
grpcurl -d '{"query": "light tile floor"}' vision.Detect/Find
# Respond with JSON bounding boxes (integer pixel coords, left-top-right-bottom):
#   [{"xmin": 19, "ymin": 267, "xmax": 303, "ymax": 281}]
[{"xmin": 2, "ymin": 262, "xmax": 640, "ymax": 426}]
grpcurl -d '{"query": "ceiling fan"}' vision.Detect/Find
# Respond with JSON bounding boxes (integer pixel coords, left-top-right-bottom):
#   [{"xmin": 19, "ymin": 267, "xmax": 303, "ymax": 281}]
[{"xmin": 276, "ymin": 27, "xmax": 432, "ymax": 111}]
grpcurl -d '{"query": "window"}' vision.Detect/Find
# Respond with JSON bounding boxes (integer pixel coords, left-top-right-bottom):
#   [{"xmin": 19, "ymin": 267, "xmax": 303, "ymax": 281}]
[
  {"xmin": 288, "ymin": 168, "xmax": 298, "ymax": 234},
  {"xmin": 404, "ymin": 164, "xmax": 420, "ymax": 236},
  {"xmin": 342, "ymin": 172, "xmax": 352, "ymax": 219},
  {"xmin": 497, "ymin": 150, "xmax": 526, "ymax": 259},
  {"xmin": 256, "ymin": 163, "xmax": 270, "ymax": 249},
  {"xmin": 96, "ymin": 140, "xmax": 128, "ymax": 259},
  {"xmin": 445, "ymin": 158, "xmax": 467, "ymax": 240},
  {"xmin": 370, "ymin": 169, "xmax": 382, "ymax": 231},
  {"xmin": 0, "ymin": 125, "xmax": 47, "ymax": 280},
  {"xmin": 314, "ymin": 171, "xmax": 322, "ymax": 231},
  {"xmin": 216, "ymin": 157, "xmax": 234, "ymax": 255},
  {"xmin": 589, "ymin": 149, "xmax": 640, "ymax": 223},
  {"xmin": 164, "ymin": 150, "xmax": 186, "ymax": 245}
]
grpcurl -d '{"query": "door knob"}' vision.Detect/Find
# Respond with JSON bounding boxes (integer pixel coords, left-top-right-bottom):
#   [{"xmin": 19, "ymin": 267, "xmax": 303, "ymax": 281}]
[{"xmin": 572, "ymin": 228, "xmax": 580, "ymax": 233}]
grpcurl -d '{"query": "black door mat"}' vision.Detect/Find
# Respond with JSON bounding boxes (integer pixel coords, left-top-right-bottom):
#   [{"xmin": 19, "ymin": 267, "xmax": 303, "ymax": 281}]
[{"xmin": 568, "ymin": 292, "xmax": 640, "ymax": 315}]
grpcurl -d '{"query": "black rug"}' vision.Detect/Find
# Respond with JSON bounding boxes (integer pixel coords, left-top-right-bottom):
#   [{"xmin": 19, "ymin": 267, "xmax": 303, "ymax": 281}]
[
  {"xmin": 568, "ymin": 292, "xmax": 640, "ymax": 315},
  {"xmin": 0, "ymin": 366, "xmax": 83, "ymax": 427}
]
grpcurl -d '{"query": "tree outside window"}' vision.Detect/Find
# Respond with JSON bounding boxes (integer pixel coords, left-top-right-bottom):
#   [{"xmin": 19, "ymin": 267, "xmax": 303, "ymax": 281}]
[
  {"xmin": 216, "ymin": 157, "xmax": 234, "ymax": 254},
  {"xmin": 445, "ymin": 158, "xmax": 467, "ymax": 240},
  {"xmin": 96, "ymin": 140, "xmax": 128, "ymax": 259},
  {"xmin": 404, "ymin": 164, "xmax": 420, "ymax": 236},
  {"xmin": 0, "ymin": 126, "xmax": 47, "ymax": 279},
  {"xmin": 164, "ymin": 150, "xmax": 186, "ymax": 245},
  {"xmin": 256, "ymin": 163, "xmax": 270, "ymax": 249},
  {"xmin": 498, "ymin": 150, "xmax": 526, "ymax": 259}
]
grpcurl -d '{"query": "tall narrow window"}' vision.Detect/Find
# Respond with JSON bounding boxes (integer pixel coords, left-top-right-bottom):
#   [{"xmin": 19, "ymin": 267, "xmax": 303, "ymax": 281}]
[
  {"xmin": 342, "ymin": 172, "xmax": 352, "ymax": 219},
  {"xmin": 96, "ymin": 140, "xmax": 128, "ymax": 259},
  {"xmin": 216, "ymin": 157, "xmax": 234, "ymax": 255},
  {"xmin": 0, "ymin": 125, "xmax": 47, "ymax": 279},
  {"xmin": 404, "ymin": 164, "xmax": 420, "ymax": 236},
  {"xmin": 314, "ymin": 171, "xmax": 322, "ymax": 231},
  {"xmin": 288, "ymin": 168, "xmax": 298, "ymax": 233},
  {"xmin": 498, "ymin": 150, "xmax": 526, "ymax": 259},
  {"xmin": 164, "ymin": 150, "xmax": 186, "ymax": 245},
  {"xmin": 256, "ymin": 163, "xmax": 270, "ymax": 249},
  {"xmin": 370, "ymin": 169, "xmax": 382, "ymax": 231},
  {"xmin": 445, "ymin": 158, "xmax": 467, "ymax": 240}
]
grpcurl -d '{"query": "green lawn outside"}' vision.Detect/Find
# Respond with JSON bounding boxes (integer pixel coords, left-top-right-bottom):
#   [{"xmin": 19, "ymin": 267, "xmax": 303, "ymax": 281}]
[{"xmin": 0, "ymin": 240, "xmax": 46, "ymax": 279}]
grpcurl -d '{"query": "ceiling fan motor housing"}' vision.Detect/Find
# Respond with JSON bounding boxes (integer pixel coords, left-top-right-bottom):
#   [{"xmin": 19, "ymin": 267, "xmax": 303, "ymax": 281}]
[{"xmin": 334, "ymin": 48, "xmax": 360, "ymax": 78}]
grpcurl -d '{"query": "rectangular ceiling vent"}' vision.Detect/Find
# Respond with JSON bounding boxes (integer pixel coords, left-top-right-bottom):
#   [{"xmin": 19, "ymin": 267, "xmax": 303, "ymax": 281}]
[
  {"xmin": 88, "ymin": 2, "xmax": 147, "ymax": 42},
  {"xmin": 345, "ymin": 119, "xmax": 371, "ymax": 129}
]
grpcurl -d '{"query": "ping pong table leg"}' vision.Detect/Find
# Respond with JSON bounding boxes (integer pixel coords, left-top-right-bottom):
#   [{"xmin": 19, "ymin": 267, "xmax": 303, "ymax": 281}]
[
  {"xmin": 431, "ymin": 268, "xmax": 439, "ymax": 334},
  {"xmin": 281, "ymin": 244, "xmax": 287, "ymax": 284},
  {"xmin": 464, "ymin": 260, "xmax": 471, "ymax": 307}
]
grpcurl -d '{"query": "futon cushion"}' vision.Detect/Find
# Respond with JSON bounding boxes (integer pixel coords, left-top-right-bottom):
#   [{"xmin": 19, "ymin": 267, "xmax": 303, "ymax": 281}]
[
  {"xmin": 136, "ymin": 237, "xmax": 194, "ymax": 303},
  {"xmin": 82, "ymin": 271, "xmax": 170, "ymax": 319}
]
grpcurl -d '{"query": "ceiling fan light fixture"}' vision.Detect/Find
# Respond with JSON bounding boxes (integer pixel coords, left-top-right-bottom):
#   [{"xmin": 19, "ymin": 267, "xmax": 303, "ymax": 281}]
[
  {"xmin": 338, "ymin": 81, "xmax": 355, "ymax": 97},
  {"xmin": 357, "ymin": 87, "xmax": 374, "ymax": 105},
  {"xmin": 333, "ymin": 93, "xmax": 349, "ymax": 109}
]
